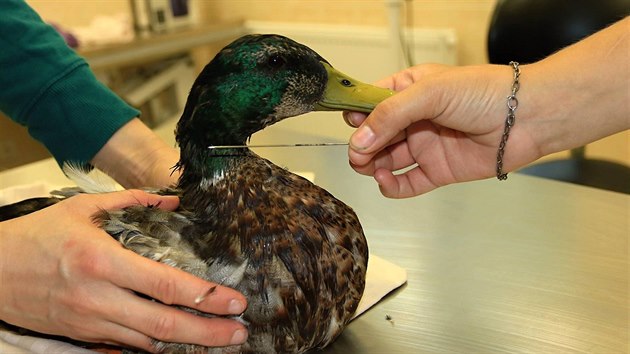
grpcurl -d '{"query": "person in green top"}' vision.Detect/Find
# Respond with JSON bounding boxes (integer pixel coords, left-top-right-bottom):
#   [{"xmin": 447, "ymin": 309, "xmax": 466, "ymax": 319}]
[{"xmin": 0, "ymin": 0, "xmax": 248, "ymax": 351}]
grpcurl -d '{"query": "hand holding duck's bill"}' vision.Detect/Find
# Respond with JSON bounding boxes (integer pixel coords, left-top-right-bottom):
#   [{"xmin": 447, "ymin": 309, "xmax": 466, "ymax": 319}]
[{"xmin": 314, "ymin": 62, "xmax": 395, "ymax": 113}]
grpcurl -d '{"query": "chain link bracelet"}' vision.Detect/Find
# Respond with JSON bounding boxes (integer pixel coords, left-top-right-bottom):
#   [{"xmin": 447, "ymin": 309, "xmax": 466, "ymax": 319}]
[{"xmin": 496, "ymin": 61, "xmax": 520, "ymax": 180}]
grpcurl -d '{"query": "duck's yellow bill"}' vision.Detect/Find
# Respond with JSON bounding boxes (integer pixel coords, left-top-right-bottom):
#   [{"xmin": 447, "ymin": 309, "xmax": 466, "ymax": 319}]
[{"xmin": 314, "ymin": 62, "xmax": 395, "ymax": 113}]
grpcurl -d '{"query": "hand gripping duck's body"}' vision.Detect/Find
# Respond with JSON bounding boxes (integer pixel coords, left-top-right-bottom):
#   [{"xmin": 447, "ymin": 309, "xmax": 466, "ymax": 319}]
[{"xmin": 0, "ymin": 34, "xmax": 393, "ymax": 353}]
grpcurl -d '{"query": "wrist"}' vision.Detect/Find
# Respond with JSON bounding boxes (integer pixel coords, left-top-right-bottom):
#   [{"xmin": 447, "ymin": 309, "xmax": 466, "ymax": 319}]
[
  {"xmin": 133, "ymin": 143, "xmax": 181, "ymax": 188},
  {"xmin": 495, "ymin": 62, "xmax": 521, "ymax": 180},
  {"xmin": 91, "ymin": 119, "xmax": 179, "ymax": 188},
  {"xmin": 519, "ymin": 18, "xmax": 630, "ymax": 158}
]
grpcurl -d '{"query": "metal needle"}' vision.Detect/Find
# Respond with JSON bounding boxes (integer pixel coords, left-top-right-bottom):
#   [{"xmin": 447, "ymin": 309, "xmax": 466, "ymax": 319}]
[{"xmin": 208, "ymin": 143, "xmax": 349, "ymax": 149}]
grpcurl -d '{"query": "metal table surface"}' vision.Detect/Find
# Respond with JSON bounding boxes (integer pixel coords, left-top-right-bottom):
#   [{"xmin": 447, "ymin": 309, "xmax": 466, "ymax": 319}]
[
  {"xmin": 322, "ymin": 176, "xmax": 628, "ymax": 353},
  {"xmin": 1, "ymin": 120, "xmax": 627, "ymax": 353}
]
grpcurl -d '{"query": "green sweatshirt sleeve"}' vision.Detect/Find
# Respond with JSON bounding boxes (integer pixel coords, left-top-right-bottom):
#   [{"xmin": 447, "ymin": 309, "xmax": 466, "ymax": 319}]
[{"xmin": 0, "ymin": 0, "xmax": 139, "ymax": 167}]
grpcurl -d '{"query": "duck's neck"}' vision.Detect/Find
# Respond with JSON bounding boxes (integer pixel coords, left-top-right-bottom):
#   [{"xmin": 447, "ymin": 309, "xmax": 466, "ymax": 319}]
[
  {"xmin": 173, "ymin": 79, "xmax": 278, "ymax": 209},
  {"xmin": 175, "ymin": 138, "xmax": 252, "ymax": 208}
]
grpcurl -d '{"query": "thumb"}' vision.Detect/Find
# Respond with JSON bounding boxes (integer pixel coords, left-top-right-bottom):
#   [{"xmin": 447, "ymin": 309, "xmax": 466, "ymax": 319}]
[
  {"xmin": 349, "ymin": 82, "xmax": 438, "ymax": 154},
  {"xmin": 90, "ymin": 189, "xmax": 179, "ymax": 211}
]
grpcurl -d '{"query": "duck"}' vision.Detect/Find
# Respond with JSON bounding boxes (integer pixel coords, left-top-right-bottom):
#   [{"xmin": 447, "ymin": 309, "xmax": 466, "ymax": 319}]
[{"xmin": 0, "ymin": 34, "xmax": 394, "ymax": 353}]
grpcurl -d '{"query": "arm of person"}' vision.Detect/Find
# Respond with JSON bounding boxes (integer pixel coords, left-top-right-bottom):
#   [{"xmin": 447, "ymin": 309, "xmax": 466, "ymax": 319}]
[
  {"xmin": 0, "ymin": 0, "xmax": 178, "ymax": 188},
  {"xmin": 346, "ymin": 17, "xmax": 629, "ymax": 198},
  {"xmin": 91, "ymin": 118, "xmax": 180, "ymax": 188},
  {"xmin": 520, "ymin": 16, "xmax": 629, "ymax": 156}
]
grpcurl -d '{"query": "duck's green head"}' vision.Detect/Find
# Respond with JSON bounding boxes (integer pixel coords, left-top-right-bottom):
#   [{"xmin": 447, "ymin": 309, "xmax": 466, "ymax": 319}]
[{"xmin": 175, "ymin": 34, "xmax": 393, "ymax": 149}]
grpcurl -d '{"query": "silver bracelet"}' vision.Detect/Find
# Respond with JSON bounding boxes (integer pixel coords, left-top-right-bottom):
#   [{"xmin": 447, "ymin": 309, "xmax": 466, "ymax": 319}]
[{"xmin": 496, "ymin": 61, "xmax": 520, "ymax": 180}]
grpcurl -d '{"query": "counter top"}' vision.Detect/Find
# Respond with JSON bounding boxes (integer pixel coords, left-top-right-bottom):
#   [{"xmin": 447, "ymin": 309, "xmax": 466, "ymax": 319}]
[
  {"xmin": 1, "ymin": 118, "xmax": 628, "ymax": 353},
  {"xmin": 77, "ymin": 20, "xmax": 245, "ymax": 70}
]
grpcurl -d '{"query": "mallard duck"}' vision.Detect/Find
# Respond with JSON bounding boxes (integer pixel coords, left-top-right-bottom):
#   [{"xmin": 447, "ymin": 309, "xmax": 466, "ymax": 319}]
[{"xmin": 0, "ymin": 34, "xmax": 394, "ymax": 353}]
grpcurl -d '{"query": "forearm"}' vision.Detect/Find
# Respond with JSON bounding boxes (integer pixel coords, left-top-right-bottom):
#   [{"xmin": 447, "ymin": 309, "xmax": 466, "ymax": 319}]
[
  {"xmin": 519, "ymin": 17, "xmax": 630, "ymax": 157},
  {"xmin": 0, "ymin": 0, "xmax": 141, "ymax": 168},
  {"xmin": 91, "ymin": 118, "xmax": 180, "ymax": 188}
]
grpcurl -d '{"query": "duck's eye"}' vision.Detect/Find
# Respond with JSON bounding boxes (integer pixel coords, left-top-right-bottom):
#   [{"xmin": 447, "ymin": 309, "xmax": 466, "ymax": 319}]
[
  {"xmin": 341, "ymin": 79, "xmax": 353, "ymax": 87},
  {"xmin": 267, "ymin": 55, "xmax": 286, "ymax": 69}
]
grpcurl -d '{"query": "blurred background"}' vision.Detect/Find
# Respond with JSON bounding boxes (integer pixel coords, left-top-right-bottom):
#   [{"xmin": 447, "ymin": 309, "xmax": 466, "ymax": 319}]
[{"xmin": 1, "ymin": 0, "xmax": 627, "ymax": 185}]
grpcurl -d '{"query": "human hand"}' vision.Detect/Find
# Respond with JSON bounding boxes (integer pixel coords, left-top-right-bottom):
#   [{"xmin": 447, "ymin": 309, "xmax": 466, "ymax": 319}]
[
  {"xmin": 0, "ymin": 190, "xmax": 247, "ymax": 352},
  {"xmin": 344, "ymin": 64, "xmax": 541, "ymax": 198}
]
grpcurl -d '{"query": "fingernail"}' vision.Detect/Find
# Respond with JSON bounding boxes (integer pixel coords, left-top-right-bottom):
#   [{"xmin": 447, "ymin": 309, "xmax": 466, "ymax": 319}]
[
  {"xmin": 342, "ymin": 111, "xmax": 354, "ymax": 127},
  {"xmin": 230, "ymin": 329, "xmax": 248, "ymax": 345},
  {"xmin": 228, "ymin": 299, "xmax": 246, "ymax": 314},
  {"xmin": 350, "ymin": 125, "xmax": 375, "ymax": 150}
]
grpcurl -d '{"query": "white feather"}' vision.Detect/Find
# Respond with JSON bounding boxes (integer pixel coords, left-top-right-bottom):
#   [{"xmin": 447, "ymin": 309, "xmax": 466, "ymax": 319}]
[{"xmin": 62, "ymin": 162, "xmax": 121, "ymax": 193}]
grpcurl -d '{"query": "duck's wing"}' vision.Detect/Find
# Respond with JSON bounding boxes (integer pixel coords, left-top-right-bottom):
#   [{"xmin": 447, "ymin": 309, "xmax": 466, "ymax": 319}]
[
  {"xmin": 94, "ymin": 204, "xmax": 209, "ymax": 278},
  {"xmin": 268, "ymin": 174, "xmax": 368, "ymax": 347},
  {"xmin": 0, "ymin": 197, "xmax": 61, "ymax": 221}
]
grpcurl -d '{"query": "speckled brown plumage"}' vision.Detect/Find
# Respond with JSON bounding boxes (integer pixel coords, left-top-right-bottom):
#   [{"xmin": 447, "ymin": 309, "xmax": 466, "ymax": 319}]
[{"xmin": 99, "ymin": 149, "xmax": 367, "ymax": 353}]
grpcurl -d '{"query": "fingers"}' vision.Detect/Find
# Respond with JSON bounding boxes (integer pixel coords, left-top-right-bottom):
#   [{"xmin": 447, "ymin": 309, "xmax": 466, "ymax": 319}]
[
  {"xmin": 349, "ymin": 85, "xmax": 431, "ymax": 154},
  {"xmin": 373, "ymin": 167, "xmax": 438, "ymax": 198},
  {"xmin": 71, "ymin": 317, "xmax": 154, "ymax": 352},
  {"xmin": 347, "ymin": 64, "xmax": 455, "ymax": 161},
  {"xmin": 106, "ymin": 286, "xmax": 247, "ymax": 348},
  {"xmin": 98, "ymin": 249, "xmax": 248, "ymax": 348},
  {"xmin": 341, "ymin": 67, "xmax": 419, "ymax": 129},
  {"xmin": 108, "ymin": 250, "xmax": 247, "ymax": 315},
  {"xmin": 341, "ymin": 65, "xmax": 424, "ymax": 129},
  {"xmin": 348, "ymin": 137, "xmax": 413, "ymax": 176},
  {"xmin": 343, "ymin": 111, "xmax": 367, "ymax": 128},
  {"xmin": 88, "ymin": 189, "xmax": 180, "ymax": 211}
]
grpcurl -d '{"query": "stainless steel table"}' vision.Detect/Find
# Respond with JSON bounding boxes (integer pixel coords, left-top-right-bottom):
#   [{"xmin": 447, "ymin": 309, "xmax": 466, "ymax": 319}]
[{"xmin": 1, "ymin": 120, "xmax": 627, "ymax": 353}]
